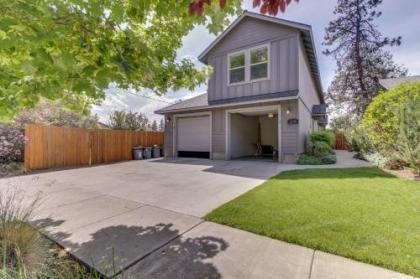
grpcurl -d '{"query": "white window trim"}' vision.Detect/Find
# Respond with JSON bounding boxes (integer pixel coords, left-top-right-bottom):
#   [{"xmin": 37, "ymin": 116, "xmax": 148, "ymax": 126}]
[
  {"xmin": 227, "ymin": 50, "xmax": 247, "ymax": 85},
  {"xmin": 227, "ymin": 43, "xmax": 270, "ymax": 86}
]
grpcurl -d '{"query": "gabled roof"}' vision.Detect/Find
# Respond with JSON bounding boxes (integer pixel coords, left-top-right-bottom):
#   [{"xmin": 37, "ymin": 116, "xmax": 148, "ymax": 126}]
[
  {"xmin": 379, "ymin": 75, "xmax": 420, "ymax": 90},
  {"xmin": 198, "ymin": 11, "xmax": 323, "ymax": 101}
]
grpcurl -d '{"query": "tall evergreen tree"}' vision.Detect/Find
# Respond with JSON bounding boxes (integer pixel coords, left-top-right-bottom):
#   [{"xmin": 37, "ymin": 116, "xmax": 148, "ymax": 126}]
[
  {"xmin": 324, "ymin": 0, "xmax": 406, "ymax": 119},
  {"xmin": 108, "ymin": 111, "xmax": 149, "ymax": 131},
  {"xmin": 158, "ymin": 119, "xmax": 165, "ymax": 132},
  {"xmin": 151, "ymin": 120, "xmax": 158, "ymax": 131}
]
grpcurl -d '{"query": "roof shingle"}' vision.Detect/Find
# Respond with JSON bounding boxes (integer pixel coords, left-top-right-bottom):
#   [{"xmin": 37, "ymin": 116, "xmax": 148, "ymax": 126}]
[
  {"xmin": 155, "ymin": 93, "xmax": 209, "ymax": 114},
  {"xmin": 379, "ymin": 75, "xmax": 420, "ymax": 90}
]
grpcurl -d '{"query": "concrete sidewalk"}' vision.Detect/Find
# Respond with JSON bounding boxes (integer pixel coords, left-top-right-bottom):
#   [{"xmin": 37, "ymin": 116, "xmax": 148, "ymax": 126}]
[{"xmin": 30, "ymin": 192, "xmax": 413, "ymax": 279}]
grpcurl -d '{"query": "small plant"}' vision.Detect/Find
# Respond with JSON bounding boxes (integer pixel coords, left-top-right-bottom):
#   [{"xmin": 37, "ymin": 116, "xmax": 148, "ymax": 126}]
[
  {"xmin": 383, "ymin": 159, "xmax": 407, "ymax": 170},
  {"xmin": 0, "ymin": 163, "xmax": 25, "ymax": 178},
  {"xmin": 0, "ymin": 188, "xmax": 41, "ymax": 278},
  {"xmin": 310, "ymin": 131, "xmax": 335, "ymax": 148},
  {"xmin": 297, "ymin": 154, "xmax": 321, "ymax": 165}
]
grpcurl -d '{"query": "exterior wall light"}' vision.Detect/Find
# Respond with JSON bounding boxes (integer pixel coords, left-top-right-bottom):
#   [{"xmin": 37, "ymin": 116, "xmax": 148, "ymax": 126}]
[
  {"xmin": 286, "ymin": 107, "xmax": 291, "ymax": 115},
  {"xmin": 166, "ymin": 116, "xmax": 171, "ymax": 123},
  {"xmin": 267, "ymin": 113, "xmax": 274, "ymax": 118}
]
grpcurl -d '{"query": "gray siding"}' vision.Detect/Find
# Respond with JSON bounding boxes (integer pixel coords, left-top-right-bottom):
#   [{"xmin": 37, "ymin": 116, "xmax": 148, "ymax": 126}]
[
  {"xmin": 206, "ymin": 17, "xmax": 299, "ymax": 105},
  {"xmin": 280, "ymin": 99, "xmax": 299, "ymax": 155},
  {"xmin": 212, "ymin": 109, "xmax": 225, "ymax": 156},
  {"xmin": 298, "ymin": 35, "xmax": 320, "ymax": 113},
  {"xmin": 164, "ymin": 114, "xmax": 174, "ymax": 157},
  {"xmin": 297, "ymin": 35, "xmax": 320, "ymax": 153},
  {"xmin": 297, "ymin": 99, "xmax": 312, "ymax": 153}
]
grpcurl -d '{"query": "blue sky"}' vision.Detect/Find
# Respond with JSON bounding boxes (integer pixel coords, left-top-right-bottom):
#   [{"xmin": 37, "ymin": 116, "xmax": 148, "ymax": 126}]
[{"xmin": 92, "ymin": 0, "xmax": 420, "ymax": 123}]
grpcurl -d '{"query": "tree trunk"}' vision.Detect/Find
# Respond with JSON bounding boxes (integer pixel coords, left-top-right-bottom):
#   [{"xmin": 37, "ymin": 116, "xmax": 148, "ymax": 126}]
[{"xmin": 354, "ymin": 0, "xmax": 367, "ymax": 97}]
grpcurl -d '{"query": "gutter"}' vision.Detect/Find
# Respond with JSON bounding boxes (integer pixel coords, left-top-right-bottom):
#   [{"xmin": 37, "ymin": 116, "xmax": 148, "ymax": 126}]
[{"xmin": 155, "ymin": 95, "xmax": 299, "ymax": 115}]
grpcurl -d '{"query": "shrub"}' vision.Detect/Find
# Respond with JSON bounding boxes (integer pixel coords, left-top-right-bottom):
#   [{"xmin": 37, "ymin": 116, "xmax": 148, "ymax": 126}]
[
  {"xmin": 297, "ymin": 153, "xmax": 337, "ymax": 165},
  {"xmin": 14, "ymin": 99, "xmax": 99, "ymax": 130},
  {"xmin": 320, "ymin": 154, "xmax": 337, "ymax": 164},
  {"xmin": 348, "ymin": 126, "xmax": 375, "ymax": 160},
  {"xmin": 394, "ymin": 92, "xmax": 420, "ymax": 176},
  {"xmin": 297, "ymin": 154, "xmax": 321, "ymax": 165},
  {"xmin": 310, "ymin": 131, "xmax": 335, "ymax": 148},
  {"xmin": 299, "ymin": 130, "xmax": 337, "ymax": 165},
  {"xmin": 383, "ymin": 159, "xmax": 407, "ymax": 170},
  {"xmin": 313, "ymin": 141, "xmax": 332, "ymax": 157},
  {"xmin": 362, "ymin": 82, "xmax": 420, "ymax": 151},
  {"xmin": 0, "ymin": 124, "xmax": 25, "ymax": 164}
]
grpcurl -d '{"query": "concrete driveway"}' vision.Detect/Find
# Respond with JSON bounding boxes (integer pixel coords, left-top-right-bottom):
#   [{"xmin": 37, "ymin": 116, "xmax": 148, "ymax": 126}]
[
  {"xmin": 12, "ymin": 158, "xmax": 286, "ymax": 217},
  {"xmin": 0, "ymin": 153, "xmax": 405, "ymax": 279},
  {"xmin": 1, "ymin": 158, "xmax": 287, "ymax": 277}
]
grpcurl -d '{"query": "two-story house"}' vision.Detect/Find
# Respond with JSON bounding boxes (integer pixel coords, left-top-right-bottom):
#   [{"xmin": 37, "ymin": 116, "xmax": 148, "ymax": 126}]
[{"xmin": 156, "ymin": 11, "xmax": 327, "ymax": 163}]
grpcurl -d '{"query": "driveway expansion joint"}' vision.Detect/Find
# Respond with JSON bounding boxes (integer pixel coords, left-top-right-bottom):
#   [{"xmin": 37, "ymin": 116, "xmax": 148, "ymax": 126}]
[
  {"xmin": 113, "ymin": 219, "xmax": 205, "ymax": 278},
  {"xmin": 308, "ymin": 250, "xmax": 316, "ymax": 279}
]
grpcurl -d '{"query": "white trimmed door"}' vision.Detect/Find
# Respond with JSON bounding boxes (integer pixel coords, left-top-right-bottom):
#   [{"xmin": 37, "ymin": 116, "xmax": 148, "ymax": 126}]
[{"xmin": 176, "ymin": 116, "xmax": 210, "ymax": 158}]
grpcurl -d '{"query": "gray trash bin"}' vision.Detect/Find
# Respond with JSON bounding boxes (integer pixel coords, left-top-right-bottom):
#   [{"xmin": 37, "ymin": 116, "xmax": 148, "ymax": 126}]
[
  {"xmin": 152, "ymin": 145, "xmax": 161, "ymax": 158},
  {"xmin": 143, "ymin": 147, "xmax": 152, "ymax": 159},
  {"xmin": 132, "ymin": 147, "xmax": 144, "ymax": 160}
]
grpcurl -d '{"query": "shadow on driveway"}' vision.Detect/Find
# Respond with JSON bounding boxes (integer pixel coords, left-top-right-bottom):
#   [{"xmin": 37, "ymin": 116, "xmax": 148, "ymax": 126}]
[{"xmin": 32, "ymin": 218, "xmax": 228, "ymax": 278}]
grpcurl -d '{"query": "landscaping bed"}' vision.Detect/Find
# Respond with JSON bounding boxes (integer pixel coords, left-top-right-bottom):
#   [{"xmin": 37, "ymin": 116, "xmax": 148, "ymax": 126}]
[
  {"xmin": 0, "ymin": 163, "xmax": 25, "ymax": 178},
  {"xmin": 0, "ymin": 188, "xmax": 100, "ymax": 278},
  {"xmin": 206, "ymin": 167, "xmax": 420, "ymax": 277}
]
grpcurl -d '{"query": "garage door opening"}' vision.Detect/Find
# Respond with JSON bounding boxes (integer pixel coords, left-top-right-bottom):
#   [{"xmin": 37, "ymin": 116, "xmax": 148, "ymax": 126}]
[
  {"xmin": 228, "ymin": 110, "xmax": 279, "ymax": 162},
  {"xmin": 176, "ymin": 115, "xmax": 211, "ymax": 159}
]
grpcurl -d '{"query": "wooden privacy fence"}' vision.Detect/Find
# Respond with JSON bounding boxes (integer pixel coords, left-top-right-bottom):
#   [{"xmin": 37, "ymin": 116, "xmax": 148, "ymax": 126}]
[
  {"xmin": 334, "ymin": 132, "xmax": 348, "ymax": 150},
  {"xmin": 24, "ymin": 124, "xmax": 164, "ymax": 171}
]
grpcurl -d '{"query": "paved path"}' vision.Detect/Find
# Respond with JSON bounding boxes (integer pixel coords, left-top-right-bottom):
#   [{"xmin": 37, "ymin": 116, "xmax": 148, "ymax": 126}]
[{"xmin": 1, "ymin": 152, "xmax": 412, "ymax": 278}]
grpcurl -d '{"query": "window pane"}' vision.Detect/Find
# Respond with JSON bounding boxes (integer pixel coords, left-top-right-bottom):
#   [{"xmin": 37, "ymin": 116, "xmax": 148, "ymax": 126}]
[
  {"xmin": 251, "ymin": 63, "xmax": 268, "ymax": 80},
  {"xmin": 229, "ymin": 53, "xmax": 245, "ymax": 68},
  {"xmin": 230, "ymin": 68, "xmax": 245, "ymax": 83},
  {"xmin": 251, "ymin": 47, "xmax": 268, "ymax": 64}
]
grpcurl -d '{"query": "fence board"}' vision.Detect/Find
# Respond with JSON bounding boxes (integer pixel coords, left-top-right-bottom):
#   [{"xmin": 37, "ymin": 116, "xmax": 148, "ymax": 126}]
[
  {"xmin": 334, "ymin": 132, "xmax": 348, "ymax": 150},
  {"xmin": 24, "ymin": 124, "xmax": 164, "ymax": 171}
]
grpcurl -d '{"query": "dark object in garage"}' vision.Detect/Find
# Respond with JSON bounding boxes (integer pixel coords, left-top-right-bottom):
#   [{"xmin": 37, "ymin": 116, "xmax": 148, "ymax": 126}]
[{"xmin": 178, "ymin": 151, "xmax": 210, "ymax": 159}]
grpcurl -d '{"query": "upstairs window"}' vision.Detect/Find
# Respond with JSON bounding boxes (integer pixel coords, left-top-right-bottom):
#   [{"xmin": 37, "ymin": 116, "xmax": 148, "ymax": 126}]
[
  {"xmin": 250, "ymin": 46, "xmax": 268, "ymax": 80},
  {"xmin": 228, "ymin": 52, "xmax": 246, "ymax": 84},
  {"xmin": 228, "ymin": 44, "xmax": 269, "ymax": 85}
]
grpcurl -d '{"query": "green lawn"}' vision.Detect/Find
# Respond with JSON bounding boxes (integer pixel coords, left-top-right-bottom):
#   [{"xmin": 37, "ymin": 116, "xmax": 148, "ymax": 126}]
[{"xmin": 206, "ymin": 167, "xmax": 420, "ymax": 276}]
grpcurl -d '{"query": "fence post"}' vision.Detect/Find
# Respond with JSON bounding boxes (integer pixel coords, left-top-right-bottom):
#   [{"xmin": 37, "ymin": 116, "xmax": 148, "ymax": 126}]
[{"xmin": 24, "ymin": 124, "xmax": 30, "ymax": 171}]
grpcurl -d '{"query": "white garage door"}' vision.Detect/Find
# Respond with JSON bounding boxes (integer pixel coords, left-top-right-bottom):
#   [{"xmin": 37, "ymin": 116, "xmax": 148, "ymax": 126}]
[{"xmin": 177, "ymin": 116, "xmax": 210, "ymax": 152}]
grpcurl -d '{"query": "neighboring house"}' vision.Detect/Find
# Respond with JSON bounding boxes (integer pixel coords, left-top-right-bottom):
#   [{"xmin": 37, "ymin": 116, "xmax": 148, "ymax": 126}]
[
  {"xmin": 156, "ymin": 11, "xmax": 326, "ymax": 163},
  {"xmin": 379, "ymin": 75, "xmax": 420, "ymax": 90}
]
